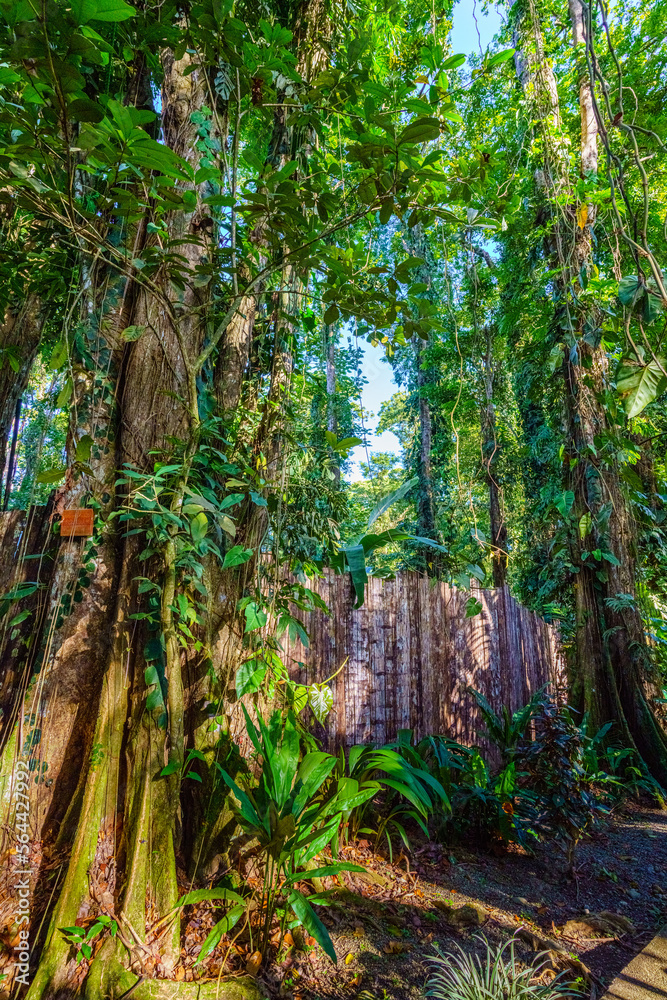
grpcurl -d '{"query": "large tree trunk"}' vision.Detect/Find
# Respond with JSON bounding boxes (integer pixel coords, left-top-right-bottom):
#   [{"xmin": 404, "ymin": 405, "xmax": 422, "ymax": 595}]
[
  {"xmin": 511, "ymin": 0, "xmax": 667, "ymax": 778},
  {"xmin": 0, "ymin": 0, "xmax": 341, "ymax": 988},
  {"xmin": 0, "ymin": 49, "xmax": 260, "ymax": 1000}
]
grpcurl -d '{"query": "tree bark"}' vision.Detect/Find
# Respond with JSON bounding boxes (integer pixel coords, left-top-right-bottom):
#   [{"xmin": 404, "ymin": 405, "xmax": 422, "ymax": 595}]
[
  {"xmin": 324, "ymin": 323, "xmax": 340, "ymax": 485},
  {"xmin": 511, "ymin": 0, "xmax": 667, "ymax": 778},
  {"xmin": 481, "ymin": 326, "xmax": 507, "ymax": 588},
  {"xmin": 0, "ymin": 296, "xmax": 43, "ymax": 490}
]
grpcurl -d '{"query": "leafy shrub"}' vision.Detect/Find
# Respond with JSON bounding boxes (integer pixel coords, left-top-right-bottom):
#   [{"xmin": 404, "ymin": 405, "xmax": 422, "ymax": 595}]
[
  {"xmin": 218, "ymin": 707, "xmax": 375, "ymax": 961},
  {"xmin": 470, "ymin": 687, "xmax": 544, "ymax": 761},
  {"xmin": 577, "ymin": 716, "xmax": 664, "ymax": 804},
  {"xmin": 334, "ymin": 732, "xmax": 448, "ymax": 858},
  {"xmin": 513, "ymin": 697, "xmax": 606, "ymax": 865},
  {"xmin": 415, "ymin": 733, "xmax": 538, "ymax": 848},
  {"xmin": 425, "ymin": 935, "xmax": 573, "ymax": 1000}
]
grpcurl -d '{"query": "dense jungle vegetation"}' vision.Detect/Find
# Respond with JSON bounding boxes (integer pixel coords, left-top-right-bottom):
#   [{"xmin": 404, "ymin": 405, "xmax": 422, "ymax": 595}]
[{"xmin": 0, "ymin": 0, "xmax": 666, "ymax": 995}]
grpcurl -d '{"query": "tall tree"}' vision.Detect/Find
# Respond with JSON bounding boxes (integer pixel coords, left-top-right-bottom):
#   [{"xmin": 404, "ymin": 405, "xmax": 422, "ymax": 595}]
[
  {"xmin": 510, "ymin": 0, "xmax": 667, "ymax": 777},
  {"xmin": 0, "ymin": 1, "xmax": 469, "ymax": 995}
]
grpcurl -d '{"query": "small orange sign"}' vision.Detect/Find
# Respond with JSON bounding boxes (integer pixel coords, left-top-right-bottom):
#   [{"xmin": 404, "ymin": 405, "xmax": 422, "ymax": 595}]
[{"xmin": 60, "ymin": 509, "xmax": 94, "ymax": 537}]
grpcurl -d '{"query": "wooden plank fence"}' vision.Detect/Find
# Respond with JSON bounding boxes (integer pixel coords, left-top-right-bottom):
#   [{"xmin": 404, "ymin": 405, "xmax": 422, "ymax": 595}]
[{"xmin": 281, "ymin": 571, "xmax": 565, "ymax": 750}]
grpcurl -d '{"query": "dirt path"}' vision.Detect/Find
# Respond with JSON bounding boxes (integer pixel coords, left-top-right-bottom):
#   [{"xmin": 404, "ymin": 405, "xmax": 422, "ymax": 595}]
[{"xmin": 257, "ymin": 808, "xmax": 667, "ymax": 1000}]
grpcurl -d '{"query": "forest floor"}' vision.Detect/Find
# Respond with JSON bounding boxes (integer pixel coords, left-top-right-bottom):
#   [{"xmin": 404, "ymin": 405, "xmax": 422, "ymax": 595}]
[{"xmin": 253, "ymin": 806, "xmax": 666, "ymax": 1000}]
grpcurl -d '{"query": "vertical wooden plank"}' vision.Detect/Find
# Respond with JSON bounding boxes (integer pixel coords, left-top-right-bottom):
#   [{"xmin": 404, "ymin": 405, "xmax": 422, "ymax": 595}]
[{"xmin": 394, "ymin": 572, "xmax": 412, "ymax": 739}]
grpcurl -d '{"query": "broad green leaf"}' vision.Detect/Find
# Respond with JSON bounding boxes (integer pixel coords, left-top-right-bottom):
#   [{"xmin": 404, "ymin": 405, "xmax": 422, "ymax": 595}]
[
  {"xmin": 308, "ymin": 684, "xmax": 333, "ymax": 724},
  {"xmin": 465, "ymin": 597, "xmax": 483, "ymax": 618},
  {"xmin": 70, "ymin": 0, "xmax": 135, "ymax": 22},
  {"xmin": 441, "ymin": 53, "xmax": 466, "ymax": 70},
  {"xmin": 159, "ymin": 760, "xmax": 180, "ymax": 778},
  {"xmin": 36, "ymin": 467, "xmax": 67, "ymax": 484},
  {"xmin": 487, "ymin": 48, "xmax": 515, "ymax": 68},
  {"xmin": 579, "ymin": 513, "xmax": 592, "ymax": 539},
  {"xmin": 121, "ymin": 325, "xmax": 146, "ymax": 342},
  {"xmin": 617, "ymin": 355, "xmax": 667, "ymax": 418},
  {"xmin": 235, "ymin": 657, "xmax": 267, "ymax": 697},
  {"xmin": 618, "ymin": 275, "xmax": 642, "ymax": 307},
  {"xmin": 75, "ymin": 435, "xmax": 94, "ymax": 463},
  {"xmin": 68, "ymin": 98, "xmax": 105, "ymax": 122},
  {"xmin": 288, "ymin": 890, "xmax": 337, "ymax": 963},
  {"xmin": 291, "ymin": 683, "xmax": 309, "ymax": 714},
  {"xmin": 323, "ymin": 304, "xmax": 340, "ymax": 324},
  {"xmin": 57, "ymin": 379, "xmax": 73, "ymax": 407},
  {"xmin": 222, "ymin": 546, "xmax": 253, "ymax": 569},
  {"xmin": 244, "ymin": 602, "xmax": 267, "ymax": 633},
  {"xmin": 9, "ymin": 610, "xmax": 31, "ymax": 626},
  {"xmin": 397, "ymin": 117, "xmax": 440, "ymax": 145},
  {"xmin": 345, "ymin": 544, "xmax": 367, "ymax": 609},
  {"xmin": 555, "ymin": 491, "xmax": 575, "ymax": 517},
  {"xmin": 195, "ymin": 904, "xmax": 245, "ymax": 965},
  {"xmin": 190, "ymin": 511, "xmax": 209, "ymax": 543}
]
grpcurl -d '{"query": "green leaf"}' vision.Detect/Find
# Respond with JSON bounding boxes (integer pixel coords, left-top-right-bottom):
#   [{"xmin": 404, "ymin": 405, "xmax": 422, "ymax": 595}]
[
  {"xmin": 555, "ymin": 490, "xmax": 575, "ymax": 517},
  {"xmin": 177, "ymin": 887, "xmax": 244, "ymax": 907},
  {"xmin": 397, "ymin": 117, "xmax": 440, "ymax": 145},
  {"xmin": 309, "ymin": 684, "xmax": 333, "ymax": 724},
  {"xmin": 465, "ymin": 597, "xmax": 483, "ymax": 618},
  {"xmin": 159, "ymin": 760, "xmax": 180, "ymax": 778},
  {"xmin": 345, "ymin": 544, "xmax": 367, "ymax": 609},
  {"xmin": 379, "ymin": 199, "xmax": 393, "ymax": 225},
  {"xmin": 441, "ymin": 53, "xmax": 466, "ymax": 70},
  {"xmin": 579, "ymin": 512, "xmax": 592, "ymax": 539},
  {"xmin": 35, "ymin": 467, "xmax": 67, "ymax": 484},
  {"xmin": 244, "ymin": 602, "xmax": 267, "ymax": 633},
  {"xmin": 284, "ymin": 863, "xmax": 365, "ymax": 885},
  {"xmin": 75, "ymin": 435, "xmax": 94, "ymax": 463},
  {"xmin": 195, "ymin": 904, "xmax": 245, "ymax": 965},
  {"xmin": 190, "ymin": 511, "xmax": 208, "ymax": 543},
  {"xmin": 288, "ymin": 890, "xmax": 337, "ymax": 963},
  {"xmin": 235, "ymin": 657, "xmax": 267, "ymax": 697},
  {"xmin": 331, "ymin": 436, "xmax": 362, "ymax": 455},
  {"xmin": 617, "ymin": 355, "xmax": 667, "ymax": 418},
  {"xmin": 222, "ymin": 546, "xmax": 253, "ymax": 569},
  {"xmin": 486, "ymin": 48, "xmax": 515, "ymax": 68},
  {"xmin": 57, "ymin": 379, "xmax": 73, "ymax": 408},
  {"xmin": 121, "ymin": 325, "xmax": 146, "ymax": 342},
  {"xmin": 618, "ymin": 275, "xmax": 642, "ymax": 307},
  {"xmin": 70, "ymin": 0, "xmax": 136, "ymax": 22},
  {"xmin": 9, "ymin": 610, "xmax": 30, "ymax": 626},
  {"xmin": 68, "ymin": 98, "xmax": 105, "ymax": 123},
  {"xmin": 367, "ymin": 476, "xmax": 418, "ymax": 529}
]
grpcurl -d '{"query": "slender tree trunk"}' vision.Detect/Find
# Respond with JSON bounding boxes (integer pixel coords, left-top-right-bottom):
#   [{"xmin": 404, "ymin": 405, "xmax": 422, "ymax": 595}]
[
  {"xmin": 415, "ymin": 338, "xmax": 438, "ymax": 544},
  {"xmin": 324, "ymin": 323, "xmax": 340, "ymax": 485},
  {"xmin": 0, "ymin": 296, "xmax": 43, "ymax": 487},
  {"xmin": 481, "ymin": 326, "xmax": 507, "ymax": 588}
]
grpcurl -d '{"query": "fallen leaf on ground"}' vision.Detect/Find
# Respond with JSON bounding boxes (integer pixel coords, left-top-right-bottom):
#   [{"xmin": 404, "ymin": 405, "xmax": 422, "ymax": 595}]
[
  {"xmin": 383, "ymin": 941, "xmax": 410, "ymax": 954},
  {"xmin": 246, "ymin": 951, "xmax": 262, "ymax": 976}
]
